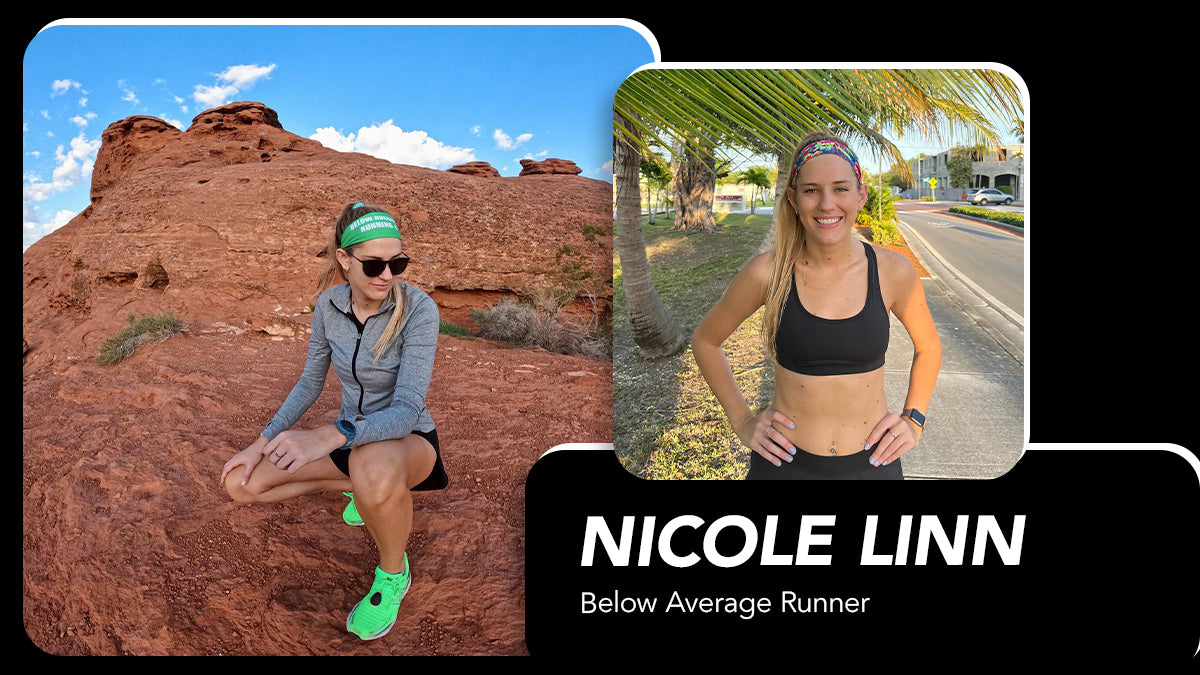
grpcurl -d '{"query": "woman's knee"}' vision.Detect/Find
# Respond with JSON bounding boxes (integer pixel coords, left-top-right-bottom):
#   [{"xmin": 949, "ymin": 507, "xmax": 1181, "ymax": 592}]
[
  {"xmin": 347, "ymin": 442, "xmax": 415, "ymax": 505},
  {"xmin": 223, "ymin": 467, "xmax": 265, "ymax": 504}
]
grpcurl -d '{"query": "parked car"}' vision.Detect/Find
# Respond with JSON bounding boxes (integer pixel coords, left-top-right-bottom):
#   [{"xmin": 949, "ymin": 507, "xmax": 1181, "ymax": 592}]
[
  {"xmin": 970, "ymin": 188, "xmax": 1013, "ymax": 205},
  {"xmin": 961, "ymin": 188, "xmax": 982, "ymax": 201}
]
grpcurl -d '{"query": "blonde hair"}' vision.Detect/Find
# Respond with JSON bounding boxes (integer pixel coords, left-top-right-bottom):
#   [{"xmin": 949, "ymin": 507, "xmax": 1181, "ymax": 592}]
[
  {"xmin": 317, "ymin": 201, "xmax": 408, "ymax": 361},
  {"xmin": 760, "ymin": 131, "xmax": 862, "ymax": 362}
]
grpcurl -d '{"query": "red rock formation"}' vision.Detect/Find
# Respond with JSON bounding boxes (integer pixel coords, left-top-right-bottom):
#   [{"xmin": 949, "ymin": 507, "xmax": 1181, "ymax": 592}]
[
  {"xmin": 446, "ymin": 161, "xmax": 501, "ymax": 178},
  {"xmin": 518, "ymin": 157, "xmax": 583, "ymax": 176},
  {"xmin": 24, "ymin": 101, "xmax": 612, "ymax": 361},
  {"xmin": 21, "ymin": 101, "xmax": 613, "ymax": 655}
]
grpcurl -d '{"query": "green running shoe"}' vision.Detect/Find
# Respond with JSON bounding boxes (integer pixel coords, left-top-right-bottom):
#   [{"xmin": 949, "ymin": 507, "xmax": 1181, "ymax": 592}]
[
  {"xmin": 342, "ymin": 491, "xmax": 364, "ymax": 527},
  {"xmin": 347, "ymin": 554, "xmax": 410, "ymax": 640}
]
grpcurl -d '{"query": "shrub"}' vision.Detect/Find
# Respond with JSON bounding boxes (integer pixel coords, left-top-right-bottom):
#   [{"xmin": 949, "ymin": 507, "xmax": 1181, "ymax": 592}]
[
  {"xmin": 861, "ymin": 185, "xmax": 897, "ymax": 223},
  {"xmin": 438, "ymin": 319, "xmax": 473, "ymax": 337},
  {"xmin": 469, "ymin": 298, "xmax": 535, "ymax": 344},
  {"xmin": 97, "ymin": 312, "xmax": 183, "ymax": 365},
  {"xmin": 947, "ymin": 206, "xmax": 1024, "ymax": 228},
  {"xmin": 529, "ymin": 286, "xmax": 577, "ymax": 314},
  {"xmin": 469, "ymin": 293, "xmax": 610, "ymax": 360},
  {"xmin": 857, "ymin": 213, "xmax": 903, "ymax": 245},
  {"xmin": 871, "ymin": 221, "xmax": 903, "ymax": 246}
]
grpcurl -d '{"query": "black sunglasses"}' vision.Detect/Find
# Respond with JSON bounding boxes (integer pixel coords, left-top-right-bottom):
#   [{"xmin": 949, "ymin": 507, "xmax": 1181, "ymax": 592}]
[{"xmin": 347, "ymin": 252, "xmax": 410, "ymax": 277}]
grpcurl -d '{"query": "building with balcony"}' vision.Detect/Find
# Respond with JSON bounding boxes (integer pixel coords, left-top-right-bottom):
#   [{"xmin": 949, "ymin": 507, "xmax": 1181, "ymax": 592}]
[{"xmin": 909, "ymin": 144, "xmax": 1024, "ymax": 202}]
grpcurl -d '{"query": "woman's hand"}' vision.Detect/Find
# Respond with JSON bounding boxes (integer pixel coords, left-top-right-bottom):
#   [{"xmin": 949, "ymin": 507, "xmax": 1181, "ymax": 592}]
[
  {"xmin": 865, "ymin": 412, "xmax": 921, "ymax": 468},
  {"xmin": 220, "ymin": 436, "xmax": 269, "ymax": 487},
  {"xmin": 735, "ymin": 409, "xmax": 798, "ymax": 467},
  {"xmin": 262, "ymin": 426, "xmax": 343, "ymax": 474}
]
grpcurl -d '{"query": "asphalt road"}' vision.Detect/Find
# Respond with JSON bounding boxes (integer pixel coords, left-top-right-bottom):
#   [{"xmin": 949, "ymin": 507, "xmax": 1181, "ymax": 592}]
[{"xmin": 896, "ymin": 208, "xmax": 1024, "ymax": 318}]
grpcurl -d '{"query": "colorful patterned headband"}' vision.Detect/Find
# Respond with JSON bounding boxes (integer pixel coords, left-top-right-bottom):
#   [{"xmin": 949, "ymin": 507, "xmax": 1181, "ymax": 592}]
[
  {"xmin": 340, "ymin": 210, "xmax": 402, "ymax": 249},
  {"xmin": 789, "ymin": 139, "xmax": 862, "ymax": 187}
]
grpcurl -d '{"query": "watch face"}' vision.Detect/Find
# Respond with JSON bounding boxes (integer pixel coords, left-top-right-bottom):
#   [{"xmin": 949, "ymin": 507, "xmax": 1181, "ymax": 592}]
[{"xmin": 908, "ymin": 409, "xmax": 925, "ymax": 427}]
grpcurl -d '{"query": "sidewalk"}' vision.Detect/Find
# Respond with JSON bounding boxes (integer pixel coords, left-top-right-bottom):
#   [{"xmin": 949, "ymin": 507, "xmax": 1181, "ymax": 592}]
[{"xmin": 882, "ymin": 220, "xmax": 1025, "ymax": 479}]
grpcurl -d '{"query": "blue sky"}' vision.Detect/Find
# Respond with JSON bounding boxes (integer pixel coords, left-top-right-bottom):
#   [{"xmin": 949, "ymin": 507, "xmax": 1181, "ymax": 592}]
[{"xmin": 22, "ymin": 20, "xmax": 658, "ymax": 250}]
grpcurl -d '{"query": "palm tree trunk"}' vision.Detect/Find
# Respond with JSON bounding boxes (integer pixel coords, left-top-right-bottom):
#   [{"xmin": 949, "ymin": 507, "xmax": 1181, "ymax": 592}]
[
  {"xmin": 615, "ymin": 110, "xmax": 687, "ymax": 358},
  {"xmin": 671, "ymin": 137, "xmax": 717, "ymax": 233},
  {"xmin": 753, "ymin": 152, "xmax": 792, "ymax": 259}
]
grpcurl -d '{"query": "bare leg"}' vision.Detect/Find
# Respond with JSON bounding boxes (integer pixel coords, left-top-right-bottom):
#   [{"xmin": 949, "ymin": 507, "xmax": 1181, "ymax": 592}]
[
  {"xmin": 346, "ymin": 435, "xmax": 436, "ymax": 575},
  {"xmin": 224, "ymin": 454, "xmax": 352, "ymax": 504}
]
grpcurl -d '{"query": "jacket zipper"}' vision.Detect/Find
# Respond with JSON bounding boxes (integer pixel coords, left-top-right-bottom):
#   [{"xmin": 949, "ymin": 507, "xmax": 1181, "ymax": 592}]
[{"xmin": 336, "ymin": 299, "xmax": 373, "ymax": 418}]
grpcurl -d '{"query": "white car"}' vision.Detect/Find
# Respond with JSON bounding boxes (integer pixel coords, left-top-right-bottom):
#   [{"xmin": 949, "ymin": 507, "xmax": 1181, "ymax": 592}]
[{"xmin": 970, "ymin": 188, "xmax": 1013, "ymax": 206}]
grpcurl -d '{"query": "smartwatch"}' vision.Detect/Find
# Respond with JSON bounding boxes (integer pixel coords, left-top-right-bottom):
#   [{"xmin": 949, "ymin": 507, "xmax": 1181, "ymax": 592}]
[
  {"xmin": 336, "ymin": 419, "xmax": 357, "ymax": 446},
  {"xmin": 902, "ymin": 408, "xmax": 926, "ymax": 429}
]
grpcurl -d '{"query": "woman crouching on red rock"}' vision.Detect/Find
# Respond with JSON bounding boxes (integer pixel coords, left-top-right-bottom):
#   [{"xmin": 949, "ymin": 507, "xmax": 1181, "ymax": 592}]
[{"xmin": 220, "ymin": 201, "xmax": 448, "ymax": 641}]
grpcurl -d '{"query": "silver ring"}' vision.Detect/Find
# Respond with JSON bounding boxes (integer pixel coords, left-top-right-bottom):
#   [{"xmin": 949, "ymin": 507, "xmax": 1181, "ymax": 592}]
[
  {"xmin": 888, "ymin": 431, "xmax": 896, "ymax": 438},
  {"xmin": 271, "ymin": 451, "xmax": 279, "ymax": 457}
]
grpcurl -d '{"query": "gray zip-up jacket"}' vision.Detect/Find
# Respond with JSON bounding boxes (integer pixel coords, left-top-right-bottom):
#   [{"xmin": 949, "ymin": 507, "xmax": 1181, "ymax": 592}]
[{"xmin": 261, "ymin": 282, "xmax": 438, "ymax": 446}]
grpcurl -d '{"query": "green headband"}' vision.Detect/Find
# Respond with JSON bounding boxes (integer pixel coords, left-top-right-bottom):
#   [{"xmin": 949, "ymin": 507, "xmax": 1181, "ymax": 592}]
[{"xmin": 340, "ymin": 211, "xmax": 402, "ymax": 249}]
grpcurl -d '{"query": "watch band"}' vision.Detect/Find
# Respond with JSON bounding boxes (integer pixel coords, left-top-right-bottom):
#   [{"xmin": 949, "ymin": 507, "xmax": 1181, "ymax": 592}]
[{"xmin": 902, "ymin": 408, "xmax": 926, "ymax": 428}]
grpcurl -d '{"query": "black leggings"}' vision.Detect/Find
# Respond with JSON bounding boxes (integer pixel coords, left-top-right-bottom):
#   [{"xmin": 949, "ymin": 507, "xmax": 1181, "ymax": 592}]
[
  {"xmin": 329, "ymin": 428, "xmax": 449, "ymax": 492},
  {"xmin": 746, "ymin": 441, "xmax": 903, "ymax": 481}
]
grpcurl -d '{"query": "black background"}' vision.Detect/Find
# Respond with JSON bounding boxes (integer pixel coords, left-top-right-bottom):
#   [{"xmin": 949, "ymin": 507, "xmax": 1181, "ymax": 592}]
[{"xmin": 527, "ymin": 36, "xmax": 1200, "ymax": 666}]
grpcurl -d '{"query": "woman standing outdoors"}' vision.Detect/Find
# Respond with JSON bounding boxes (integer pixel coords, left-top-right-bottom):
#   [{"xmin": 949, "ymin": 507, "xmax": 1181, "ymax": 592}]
[
  {"xmin": 220, "ymin": 201, "xmax": 448, "ymax": 639},
  {"xmin": 693, "ymin": 133, "xmax": 941, "ymax": 480}
]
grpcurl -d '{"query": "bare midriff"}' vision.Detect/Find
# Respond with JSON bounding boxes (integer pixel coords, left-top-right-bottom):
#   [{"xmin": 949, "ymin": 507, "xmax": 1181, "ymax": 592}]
[{"xmin": 771, "ymin": 364, "xmax": 887, "ymax": 457}]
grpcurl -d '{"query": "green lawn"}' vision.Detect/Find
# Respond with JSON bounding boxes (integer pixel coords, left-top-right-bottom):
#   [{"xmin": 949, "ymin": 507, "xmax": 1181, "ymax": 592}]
[{"xmin": 613, "ymin": 212, "xmax": 775, "ymax": 480}]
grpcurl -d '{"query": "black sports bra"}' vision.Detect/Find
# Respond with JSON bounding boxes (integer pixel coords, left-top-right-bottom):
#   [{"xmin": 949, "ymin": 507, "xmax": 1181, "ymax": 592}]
[{"xmin": 774, "ymin": 241, "xmax": 889, "ymax": 376}]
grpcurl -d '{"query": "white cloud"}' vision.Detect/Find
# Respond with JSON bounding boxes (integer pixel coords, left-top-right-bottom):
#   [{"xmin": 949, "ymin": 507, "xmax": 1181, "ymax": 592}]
[
  {"xmin": 23, "ymin": 133, "xmax": 101, "ymax": 204},
  {"xmin": 23, "ymin": 209, "xmax": 78, "ymax": 251},
  {"xmin": 40, "ymin": 110, "xmax": 50, "ymax": 120},
  {"xmin": 310, "ymin": 120, "xmax": 475, "ymax": 170},
  {"xmin": 52, "ymin": 134, "xmax": 101, "ymax": 188},
  {"xmin": 309, "ymin": 127, "xmax": 357, "ymax": 152},
  {"xmin": 70, "ymin": 112, "xmax": 97, "ymax": 128},
  {"xmin": 22, "ymin": 132, "xmax": 101, "ymax": 250},
  {"xmin": 219, "ymin": 64, "xmax": 276, "ymax": 88},
  {"xmin": 194, "ymin": 83, "xmax": 239, "ymax": 107},
  {"xmin": 51, "ymin": 79, "xmax": 81, "ymax": 97},
  {"xmin": 79, "ymin": 97, "xmax": 88, "ymax": 107},
  {"xmin": 48, "ymin": 209, "xmax": 76, "ymax": 232},
  {"xmin": 493, "ymin": 128, "xmax": 533, "ymax": 150},
  {"xmin": 119, "ymin": 80, "xmax": 139, "ymax": 106},
  {"xmin": 158, "ymin": 115, "xmax": 187, "ymax": 130},
  {"xmin": 597, "ymin": 159, "xmax": 613, "ymax": 177},
  {"xmin": 470, "ymin": 125, "xmax": 481, "ymax": 135},
  {"xmin": 193, "ymin": 63, "xmax": 276, "ymax": 108}
]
